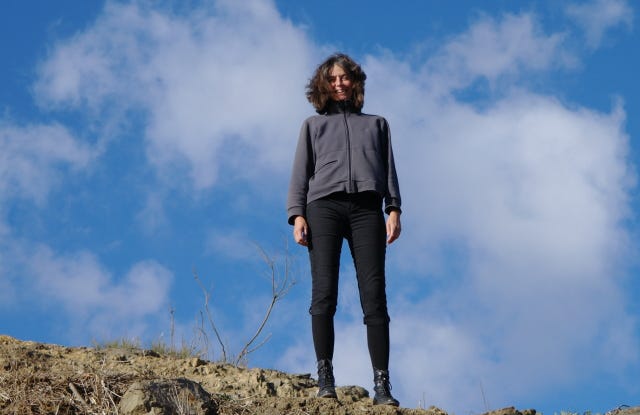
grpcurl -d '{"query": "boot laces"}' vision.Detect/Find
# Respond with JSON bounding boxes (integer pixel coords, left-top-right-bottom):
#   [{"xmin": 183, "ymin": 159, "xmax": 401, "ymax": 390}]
[
  {"xmin": 318, "ymin": 361, "xmax": 335, "ymax": 384},
  {"xmin": 375, "ymin": 371, "xmax": 393, "ymax": 393}
]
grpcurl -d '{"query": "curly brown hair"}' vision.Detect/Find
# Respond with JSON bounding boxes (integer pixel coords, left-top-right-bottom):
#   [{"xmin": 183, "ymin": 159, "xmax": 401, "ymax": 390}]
[{"xmin": 306, "ymin": 53, "xmax": 367, "ymax": 114}]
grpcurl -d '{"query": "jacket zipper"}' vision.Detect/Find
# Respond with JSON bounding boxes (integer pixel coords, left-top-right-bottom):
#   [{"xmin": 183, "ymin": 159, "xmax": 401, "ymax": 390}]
[{"xmin": 342, "ymin": 107, "xmax": 353, "ymax": 193}]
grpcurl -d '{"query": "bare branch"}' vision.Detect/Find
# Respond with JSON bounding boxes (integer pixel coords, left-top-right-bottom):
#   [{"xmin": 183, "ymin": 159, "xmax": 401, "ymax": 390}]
[
  {"xmin": 193, "ymin": 268, "xmax": 228, "ymax": 362},
  {"xmin": 68, "ymin": 382, "xmax": 88, "ymax": 410},
  {"xmin": 234, "ymin": 244, "xmax": 296, "ymax": 365}
]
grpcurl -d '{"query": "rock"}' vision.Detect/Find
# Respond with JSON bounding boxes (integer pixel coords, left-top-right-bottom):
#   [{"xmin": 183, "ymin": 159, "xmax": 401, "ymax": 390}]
[
  {"xmin": 118, "ymin": 378, "xmax": 217, "ymax": 415},
  {"xmin": 607, "ymin": 406, "xmax": 640, "ymax": 415},
  {"xmin": 144, "ymin": 349, "xmax": 161, "ymax": 358},
  {"xmin": 482, "ymin": 407, "xmax": 536, "ymax": 415},
  {"xmin": 0, "ymin": 335, "xmax": 20, "ymax": 345},
  {"xmin": 189, "ymin": 357, "xmax": 207, "ymax": 368},
  {"xmin": 337, "ymin": 385, "xmax": 370, "ymax": 402}
]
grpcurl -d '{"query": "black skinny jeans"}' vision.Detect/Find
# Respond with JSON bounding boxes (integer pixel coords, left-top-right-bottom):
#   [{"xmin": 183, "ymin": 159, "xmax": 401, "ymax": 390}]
[{"xmin": 306, "ymin": 191, "xmax": 390, "ymax": 326}]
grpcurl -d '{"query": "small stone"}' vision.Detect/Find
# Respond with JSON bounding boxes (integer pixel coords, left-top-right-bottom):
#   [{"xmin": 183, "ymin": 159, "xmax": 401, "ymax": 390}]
[
  {"xmin": 118, "ymin": 378, "xmax": 216, "ymax": 415},
  {"xmin": 190, "ymin": 357, "xmax": 206, "ymax": 368}
]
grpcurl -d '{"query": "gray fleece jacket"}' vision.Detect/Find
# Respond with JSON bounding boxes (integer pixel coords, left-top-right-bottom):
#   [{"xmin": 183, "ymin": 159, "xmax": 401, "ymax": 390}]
[{"xmin": 287, "ymin": 101, "xmax": 401, "ymax": 225}]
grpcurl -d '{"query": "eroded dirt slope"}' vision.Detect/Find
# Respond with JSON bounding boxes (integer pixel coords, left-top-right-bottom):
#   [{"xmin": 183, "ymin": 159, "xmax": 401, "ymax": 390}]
[{"xmin": 1, "ymin": 335, "xmax": 633, "ymax": 415}]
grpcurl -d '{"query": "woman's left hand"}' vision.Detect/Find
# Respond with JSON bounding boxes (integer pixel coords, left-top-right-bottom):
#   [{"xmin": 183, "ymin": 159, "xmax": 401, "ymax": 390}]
[{"xmin": 386, "ymin": 210, "xmax": 401, "ymax": 245}]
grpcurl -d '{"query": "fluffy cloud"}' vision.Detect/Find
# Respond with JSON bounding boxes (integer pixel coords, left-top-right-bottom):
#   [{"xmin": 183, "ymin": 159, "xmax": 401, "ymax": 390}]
[
  {"xmin": 35, "ymin": 0, "xmax": 316, "ymax": 190},
  {"xmin": 0, "ymin": 121, "xmax": 96, "ymax": 306},
  {"xmin": 566, "ymin": 0, "xmax": 634, "ymax": 49},
  {"xmin": 418, "ymin": 13, "xmax": 570, "ymax": 96},
  {"xmin": 0, "ymin": 122, "xmax": 93, "ymax": 205},
  {"xmin": 0, "ymin": 120, "xmax": 98, "ymax": 303},
  {"xmin": 206, "ymin": 229, "xmax": 257, "ymax": 261},
  {"xmin": 25, "ymin": 245, "xmax": 173, "ymax": 339}
]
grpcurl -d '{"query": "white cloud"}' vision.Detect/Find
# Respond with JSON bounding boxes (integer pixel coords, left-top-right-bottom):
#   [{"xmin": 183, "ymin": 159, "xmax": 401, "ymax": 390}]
[
  {"xmin": 26, "ymin": 245, "xmax": 173, "ymax": 339},
  {"xmin": 0, "ymin": 122, "xmax": 94, "ymax": 204},
  {"xmin": 0, "ymin": 121, "xmax": 96, "ymax": 296},
  {"xmin": 35, "ymin": 0, "xmax": 317, "ymax": 190},
  {"xmin": 566, "ymin": 0, "xmax": 634, "ymax": 49},
  {"xmin": 402, "ymin": 95, "xmax": 631, "ymax": 277},
  {"xmin": 136, "ymin": 191, "xmax": 169, "ymax": 234},
  {"xmin": 416, "ymin": 13, "xmax": 569, "ymax": 96},
  {"xmin": 205, "ymin": 229, "xmax": 256, "ymax": 261}
]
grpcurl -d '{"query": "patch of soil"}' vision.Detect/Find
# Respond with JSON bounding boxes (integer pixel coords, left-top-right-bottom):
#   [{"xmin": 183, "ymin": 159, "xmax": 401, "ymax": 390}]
[
  {"xmin": 0, "ymin": 335, "xmax": 442, "ymax": 414},
  {"xmin": 1, "ymin": 334, "xmax": 632, "ymax": 415}
]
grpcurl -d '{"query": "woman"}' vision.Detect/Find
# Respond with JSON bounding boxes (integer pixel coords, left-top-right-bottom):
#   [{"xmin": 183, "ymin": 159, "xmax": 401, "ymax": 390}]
[{"xmin": 287, "ymin": 53, "xmax": 402, "ymax": 406}]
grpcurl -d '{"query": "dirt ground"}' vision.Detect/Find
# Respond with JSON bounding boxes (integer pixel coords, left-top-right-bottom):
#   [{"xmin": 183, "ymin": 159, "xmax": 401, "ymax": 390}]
[
  {"xmin": 0, "ymin": 334, "xmax": 620, "ymax": 415},
  {"xmin": 0, "ymin": 334, "xmax": 451, "ymax": 414}
]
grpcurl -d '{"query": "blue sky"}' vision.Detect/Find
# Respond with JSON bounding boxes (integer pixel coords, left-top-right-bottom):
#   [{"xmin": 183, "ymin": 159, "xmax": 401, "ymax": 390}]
[{"xmin": 1, "ymin": 0, "xmax": 639, "ymax": 413}]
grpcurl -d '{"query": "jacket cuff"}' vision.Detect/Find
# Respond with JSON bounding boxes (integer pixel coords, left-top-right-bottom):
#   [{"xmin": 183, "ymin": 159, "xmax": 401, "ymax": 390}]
[
  {"xmin": 288, "ymin": 207, "xmax": 306, "ymax": 225},
  {"xmin": 384, "ymin": 200, "xmax": 401, "ymax": 215}
]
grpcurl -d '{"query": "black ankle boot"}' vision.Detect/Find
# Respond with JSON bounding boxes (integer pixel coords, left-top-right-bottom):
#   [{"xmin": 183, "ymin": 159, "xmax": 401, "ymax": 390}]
[
  {"xmin": 372, "ymin": 368, "xmax": 399, "ymax": 406},
  {"xmin": 316, "ymin": 359, "xmax": 337, "ymax": 398}
]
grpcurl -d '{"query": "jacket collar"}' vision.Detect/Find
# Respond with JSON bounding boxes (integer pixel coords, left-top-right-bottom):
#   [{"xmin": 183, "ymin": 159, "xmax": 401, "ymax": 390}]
[{"xmin": 325, "ymin": 99, "xmax": 358, "ymax": 115}]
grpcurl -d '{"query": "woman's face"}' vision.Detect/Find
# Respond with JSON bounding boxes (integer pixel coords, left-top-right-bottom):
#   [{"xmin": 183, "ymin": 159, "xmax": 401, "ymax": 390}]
[{"xmin": 328, "ymin": 64, "xmax": 353, "ymax": 101}]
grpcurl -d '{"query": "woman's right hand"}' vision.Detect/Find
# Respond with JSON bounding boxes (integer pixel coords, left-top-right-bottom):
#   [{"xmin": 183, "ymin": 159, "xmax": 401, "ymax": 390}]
[{"xmin": 293, "ymin": 216, "xmax": 309, "ymax": 246}]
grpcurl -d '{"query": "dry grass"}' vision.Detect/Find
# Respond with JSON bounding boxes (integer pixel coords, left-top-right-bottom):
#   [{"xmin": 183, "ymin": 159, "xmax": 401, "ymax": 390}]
[
  {"xmin": 1, "ymin": 364, "xmax": 134, "ymax": 414},
  {"xmin": 1, "ymin": 336, "xmax": 453, "ymax": 414}
]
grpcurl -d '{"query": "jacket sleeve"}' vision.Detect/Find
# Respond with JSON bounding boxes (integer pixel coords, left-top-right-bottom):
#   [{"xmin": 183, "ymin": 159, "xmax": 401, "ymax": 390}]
[
  {"xmin": 287, "ymin": 119, "xmax": 314, "ymax": 225},
  {"xmin": 382, "ymin": 118, "xmax": 402, "ymax": 214}
]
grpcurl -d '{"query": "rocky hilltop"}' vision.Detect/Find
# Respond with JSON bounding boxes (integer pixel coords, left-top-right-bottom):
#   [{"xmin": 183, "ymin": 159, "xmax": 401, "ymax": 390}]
[{"xmin": 0, "ymin": 335, "xmax": 636, "ymax": 415}]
